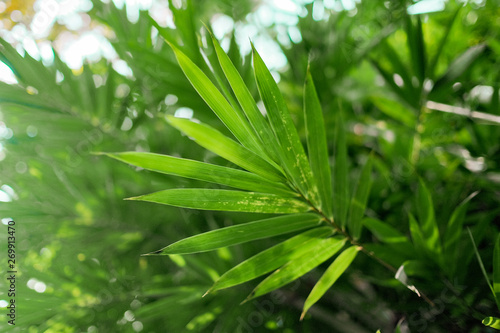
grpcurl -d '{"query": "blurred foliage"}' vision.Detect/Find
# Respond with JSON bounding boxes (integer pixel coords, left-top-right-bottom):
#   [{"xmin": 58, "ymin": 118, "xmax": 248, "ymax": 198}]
[{"xmin": 0, "ymin": 0, "xmax": 499, "ymax": 332}]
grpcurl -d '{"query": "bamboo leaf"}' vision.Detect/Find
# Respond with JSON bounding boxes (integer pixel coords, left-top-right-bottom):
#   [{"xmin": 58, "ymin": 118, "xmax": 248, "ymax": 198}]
[
  {"xmin": 167, "ymin": 116, "xmax": 284, "ymax": 182},
  {"xmin": 210, "ymin": 33, "xmax": 280, "ymax": 163},
  {"xmin": 427, "ymin": 7, "xmax": 461, "ymax": 79},
  {"xmin": 301, "ymin": 246, "xmax": 359, "ymax": 319},
  {"xmin": 348, "ymin": 155, "xmax": 373, "ymax": 240},
  {"xmin": 168, "ymin": 42, "xmax": 267, "ymax": 157},
  {"xmin": 252, "ymin": 45, "xmax": 320, "ymax": 207},
  {"xmin": 416, "ymin": 179, "xmax": 441, "ymax": 256},
  {"xmin": 127, "ymin": 189, "xmax": 311, "ymax": 214},
  {"xmin": 304, "ymin": 67, "xmax": 334, "ymax": 219},
  {"xmin": 244, "ymin": 237, "xmax": 346, "ymax": 302},
  {"xmin": 467, "ymin": 228, "xmax": 494, "ymax": 295},
  {"xmin": 363, "ymin": 218, "xmax": 409, "ymax": 244},
  {"xmin": 494, "ymin": 234, "xmax": 500, "ymax": 309},
  {"xmin": 333, "ymin": 111, "xmax": 349, "ymax": 228},
  {"xmin": 443, "ymin": 191, "xmax": 478, "ymax": 276},
  {"xmin": 104, "ymin": 152, "xmax": 295, "ymax": 196},
  {"xmin": 409, "ymin": 213, "xmax": 427, "ymax": 258},
  {"xmin": 483, "ymin": 317, "xmax": 500, "ymax": 330},
  {"xmin": 431, "ymin": 44, "xmax": 487, "ymax": 95},
  {"xmin": 149, "ymin": 213, "xmax": 323, "ymax": 255},
  {"xmin": 207, "ymin": 227, "xmax": 334, "ymax": 293}
]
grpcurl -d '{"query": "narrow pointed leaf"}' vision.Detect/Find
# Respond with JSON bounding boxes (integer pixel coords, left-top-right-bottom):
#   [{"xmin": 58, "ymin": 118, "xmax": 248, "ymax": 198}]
[
  {"xmin": 409, "ymin": 213, "xmax": 427, "ymax": 258},
  {"xmin": 210, "ymin": 34, "xmax": 280, "ymax": 163},
  {"xmin": 245, "ymin": 237, "xmax": 346, "ymax": 301},
  {"xmin": 128, "ymin": 189, "xmax": 311, "ymax": 214},
  {"xmin": 208, "ymin": 227, "xmax": 334, "ymax": 292},
  {"xmin": 494, "ymin": 234, "xmax": 500, "ymax": 309},
  {"xmin": 431, "ymin": 44, "xmax": 487, "ymax": 95},
  {"xmin": 304, "ymin": 68, "xmax": 333, "ymax": 219},
  {"xmin": 334, "ymin": 111, "xmax": 349, "ymax": 227},
  {"xmin": 252, "ymin": 45, "xmax": 319, "ymax": 207},
  {"xmin": 301, "ymin": 246, "xmax": 358, "ymax": 319},
  {"xmin": 151, "ymin": 213, "xmax": 323, "ymax": 255},
  {"xmin": 104, "ymin": 152, "xmax": 295, "ymax": 196},
  {"xmin": 364, "ymin": 218, "xmax": 415, "ymax": 258},
  {"xmin": 167, "ymin": 116, "xmax": 284, "ymax": 182},
  {"xmin": 416, "ymin": 179, "xmax": 441, "ymax": 255},
  {"xmin": 443, "ymin": 192, "xmax": 478, "ymax": 276},
  {"xmin": 348, "ymin": 155, "xmax": 373, "ymax": 240},
  {"xmin": 468, "ymin": 228, "xmax": 494, "ymax": 295},
  {"xmin": 168, "ymin": 43, "xmax": 266, "ymax": 157},
  {"xmin": 427, "ymin": 7, "xmax": 461, "ymax": 79}
]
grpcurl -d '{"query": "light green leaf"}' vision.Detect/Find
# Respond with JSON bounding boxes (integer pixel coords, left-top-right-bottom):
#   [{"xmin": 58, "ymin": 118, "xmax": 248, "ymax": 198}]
[
  {"xmin": 363, "ymin": 218, "xmax": 408, "ymax": 244},
  {"xmin": 494, "ymin": 234, "xmax": 500, "ymax": 309},
  {"xmin": 210, "ymin": 33, "xmax": 280, "ymax": 163},
  {"xmin": 483, "ymin": 317, "xmax": 500, "ymax": 330},
  {"xmin": 371, "ymin": 96, "xmax": 416, "ymax": 127},
  {"xmin": 301, "ymin": 246, "xmax": 358, "ymax": 319},
  {"xmin": 252, "ymin": 45, "xmax": 319, "ymax": 207},
  {"xmin": 348, "ymin": 155, "xmax": 373, "ymax": 240},
  {"xmin": 168, "ymin": 42, "xmax": 267, "ymax": 158},
  {"xmin": 304, "ymin": 68, "xmax": 333, "ymax": 219},
  {"xmin": 416, "ymin": 179, "xmax": 441, "ymax": 256},
  {"xmin": 245, "ymin": 237, "xmax": 347, "ymax": 302},
  {"xmin": 207, "ymin": 227, "xmax": 334, "ymax": 293},
  {"xmin": 167, "ymin": 116, "xmax": 284, "ymax": 182},
  {"xmin": 104, "ymin": 152, "xmax": 295, "ymax": 197},
  {"xmin": 127, "ymin": 189, "xmax": 311, "ymax": 214},
  {"xmin": 149, "ymin": 213, "xmax": 323, "ymax": 255},
  {"xmin": 334, "ymin": 111, "xmax": 349, "ymax": 228}
]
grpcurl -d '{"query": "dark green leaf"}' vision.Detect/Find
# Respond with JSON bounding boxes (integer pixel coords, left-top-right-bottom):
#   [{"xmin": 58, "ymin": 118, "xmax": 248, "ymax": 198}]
[
  {"xmin": 348, "ymin": 155, "xmax": 373, "ymax": 240},
  {"xmin": 333, "ymin": 111, "xmax": 349, "ymax": 228}
]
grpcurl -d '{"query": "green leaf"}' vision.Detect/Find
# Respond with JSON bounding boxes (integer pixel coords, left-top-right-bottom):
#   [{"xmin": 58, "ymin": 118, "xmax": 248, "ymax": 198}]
[
  {"xmin": 127, "ymin": 189, "xmax": 311, "ymax": 214},
  {"xmin": 431, "ymin": 44, "xmax": 487, "ymax": 95},
  {"xmin": 406, "ymin": 15, "xmax": 426, "ymax": 84},
  {"xmin": 483, "ymin": 317, "xmax": 500, "ymax": 330},
  {"xmin": 245, "ymin": 237, "xmax": 347, "ymax": 302},
  {"xmin": 348, "ymin": 155, "xmax": 373, "ymax": 240},
  {"xmin": 467, "ymin": 228, "xmax": 494, "ymax": 295},
  {"xmin": 168, "ymin": 42, "xmax": 267, "ymax": 158},
  {"xmin": 207, "ymin": 227, "xmax": 334, "ymax": 293},
  {"xmin": 333, "ymin": 111, "xmax": 349, "ymax": 228},
  {"xmin": 304, "ymin": 68, "xmax": 334, "ymax": 219},
  {"xmin": 363, "ymin": 218, "xmax": 408, "ymax": 244},
  {"xmin": 416, "ymin": 179, "xmax": 441, "ymax": 256},
  {"xmin": 167, "ymin": 116, "xmax": 284, "ymax": 182},
  {"xmin": 104, "ymin": 152, "xmax": 295, "ymax": 197},
  {"xmin": 409, "ymin": 213, "xmax": 427, "ymax": 258},
  {"xmin": 301, "ymin": 246, "xmax": 358, "ymax": 319},
  {"xmin": 443, "ymin": 192, "xmax": 478, "ymax": 276},
  {"xmin": 252, "ymin": 45, "xmax": 319, "ymax": 207},
  {"xmin": 210, "ymin": 33, "xmax": 280, "ymax": 163},
  {"xmin": 371, "ymin": 96, "xmax": 416, "ymax": 127},
  {"xmin": 149, "ymin": 213, "xmax": 323, "ymax": 255},
  {"xmin": 427, "ymin": 7, "xmax": 461, "ymax": 79},
  {"xmin": 494, "ymin": 234, "xmax": 500, "ymax": 309}
]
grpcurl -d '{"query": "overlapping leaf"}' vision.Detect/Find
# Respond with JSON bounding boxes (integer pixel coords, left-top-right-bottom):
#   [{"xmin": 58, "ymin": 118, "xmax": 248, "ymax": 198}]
[
  {"xmin": 148, "ymin": 213, "xmax": 323, "ymax": 255},
  {"xmin": 127, "ymin": 189, "xmax": 311, "ymax": 214}
]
